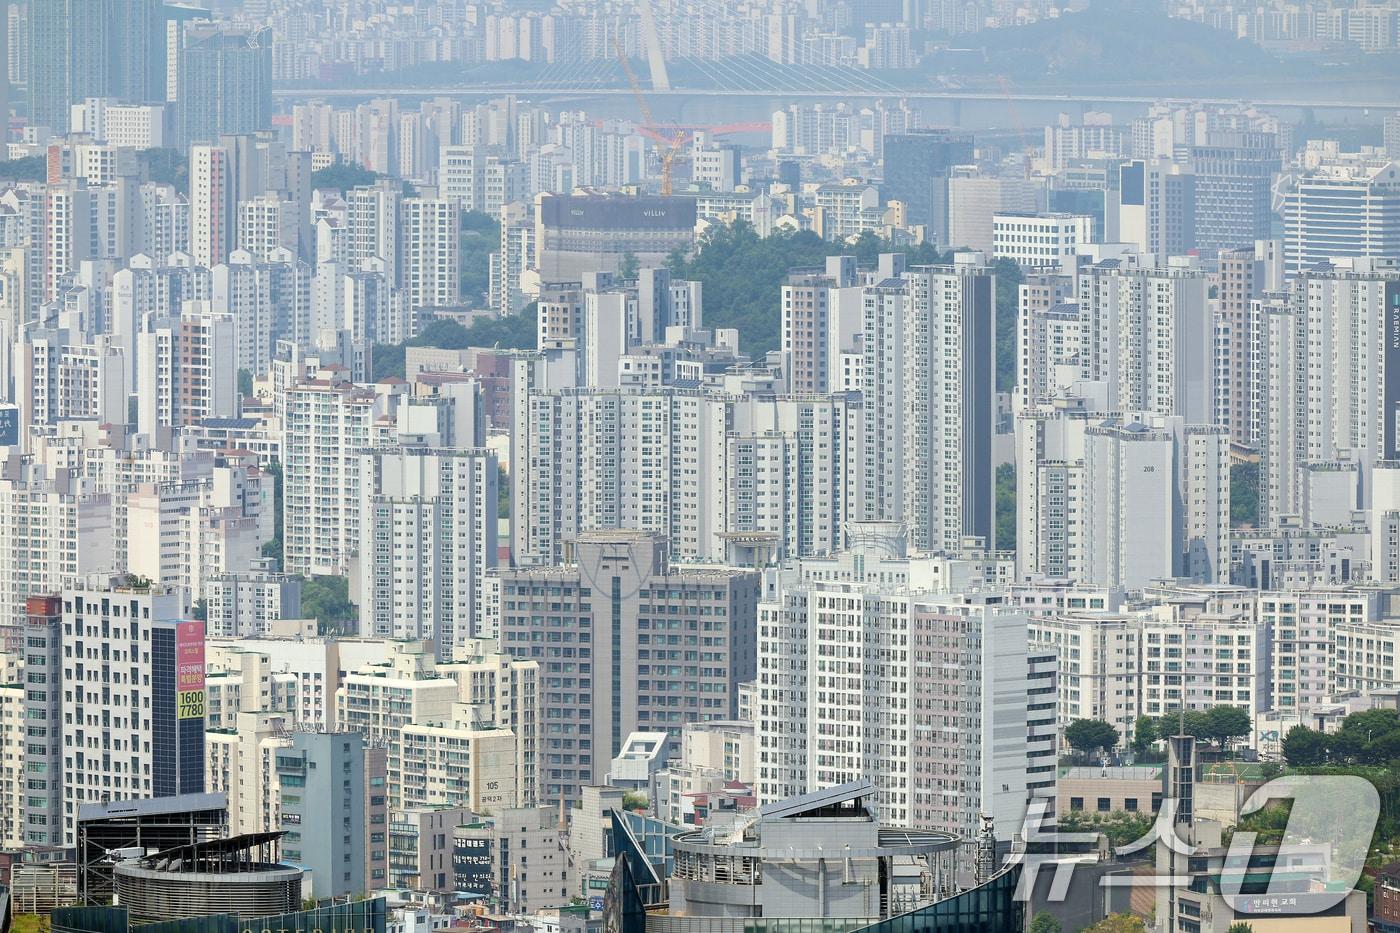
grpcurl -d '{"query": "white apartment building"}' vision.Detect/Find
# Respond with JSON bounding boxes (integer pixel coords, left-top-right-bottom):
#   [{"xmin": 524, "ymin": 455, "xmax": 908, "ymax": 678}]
[
  {"xmin": 0, "ymin": 682, "xmax": 24, "ymax": 848},
  {"xmin": 213, "ymin": 253, "xmax": 284, "ymax": 380},
  {"xmin": 205, "ymin": 711, "xmax": 292, "ymax": 835},
  {"xmin": 1138, "ymin": 610, "xmax": 1270, "ymax": 719},
  {"xmin": 355, "ymin": 446, "xmax": 498, "ymax": 657},
  {"xmin": 205, "ymin": 656, "xmax": 300, "ymax": 729},
  {"xmin": 313, "ymin": 266, "xmax": 408, "ymax": 348},
  {"xmin": 813, "ymin": 181, "xmax": 882, "ymax": 240},
  {"xmin": 439, "ymin": 644, "xmax": 543, "ymax": 807},
  {"xmin": 205, "ymin": 571, "xmax": 303, "ymax": 638},
  {"xmin": 16, "ymin": 330, "xmax": 126, "ymax": 433},
  {"xmin": 346, "ymin": 181, "xmax": 402, "ymax": 284},
  {"xmin": 439, "ymin": 146, "xmax": 528, "ymax": 215},
  {"xmin": 1335, "ymin": 619, "xmax": 1400, "ymax": 695},
  {"xmin": 190, "ymin": 144, "xmax": 234, "ymax": 269},
  {"xmin": 1012, "ymin": 271, "xmax": 1076, "ymax": 413},
  {"xmin": 136, "ymin": 305, "xmax": 238, "ymax": 436},
  {"xmin": 139, "ymin": 183, "xmax": 191, "ymax": 260},
  {"xmin": 402, "ymin": 197, "xmax": 460, "ymax": 314},
  {"xmin": 393, "ymin": 711, "xmax": 518, "ymax": 812},
  {"xmin": 205, "ymin": 636, "xmax": 349, "ymax": 729},
  {"xmin": 725, "ymin": 395, "xmax": 859, "ymax": 561},
  {"xmin": 55, "ymin": 579, "xmax": 206, "ymax": 844},
  {"xmin": 691, "ymin": 142, "xmax": 740, "ymax": 192},
  {"xmin": 110, "ymin": 259, "xmax": 211, "ymax": 394},
  {"xmin": 237, "ymin": 197, "xmax": 299, "ymax": 264},
  {"xmin": 992, "ymin": 212, "xmax": 1092, "ymax": 268},
  {"xmin": 335, "ymin": 645, "xmax": 459, "ymax": 747},
  {"xmin": 757, "ymin": 581, "xmax": 1053, "ymax": 841},
  {"xmin": 494, "ymin": 200, "xmax": 535, "ymax": 315},
  {"xmin": 781, "ymin": 524, "xmax": 1014, "ymax": 591},
  {"xmin": 0, "ymin": 457, "xmax": 111, "ymax": 629},
  {"xmin": 1076, "ymin": 258, "xmax": 1214, "ymax": 423},
  {"xmin": 281, "ymin": 371, "xmax": 400, "ymax": 577},
  {"xmin": 1016, "ymin": 409, "xmax": 1229, "ymax": 588},
  {"xmin": 518, "ymin": 383, "xmax": 860, "ymax": 566},
  {"xmin": 1029, "ymin": 612, "xmax": 1142, "ymax": 742},
  {"xmin": 517, "ymin": 386, "xmax": 728, "ymax": 565},
  {"xmin": 1260, "ymin": 590, "xmax": 1377, "ymax": 715},
  {"xmin": 1260, "ymin": 260, "xmax": 1400, "ymax": 526},
  {"xmin": 780, "ymin": 255, "xmax": 861, "ymax": 395},
  {"xmin": 124, "ymin": 477, "xmax": 266, "ymax": 602},
  {"xmin": 1030, "ymin": 595, "xmax": 1272, "ymax": 737},
  {"xmin": 72, "ymin": 99, "xmax": 167, "ymax": 149},
  {"xmin": 860, "ymin": 256, "xmax": 998, "ymax": 552}
]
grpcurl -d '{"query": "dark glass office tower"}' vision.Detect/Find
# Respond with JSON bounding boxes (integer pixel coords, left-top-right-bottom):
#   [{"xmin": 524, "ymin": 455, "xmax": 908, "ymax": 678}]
[
  {"xmin": 27, "ymin": 0, "xmax": 166, "ymax": 133},
  {"xmin": 1189, "ymin": 131, "xmax": 1281, "ymax": 252},
  {"xmin": 176, "ymin": 25, "xmax": 273, "ymax": 148},
  {"xmin": 112, "ymin": 0, "xmax": 168, "ymax": 107},
  {"xmin": 881, "ymin": 128, "xmax": 973, "ymax": 229}
]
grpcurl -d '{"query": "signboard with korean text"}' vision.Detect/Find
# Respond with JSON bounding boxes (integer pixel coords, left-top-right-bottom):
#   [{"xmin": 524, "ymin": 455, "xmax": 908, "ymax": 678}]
[
  {"xmin": 0, "ymin": 406, "xmax": 18, "ymax": 447},
  {"xmin": 176, "ymin": 621, "xmax": 205, "ymax": 720}
]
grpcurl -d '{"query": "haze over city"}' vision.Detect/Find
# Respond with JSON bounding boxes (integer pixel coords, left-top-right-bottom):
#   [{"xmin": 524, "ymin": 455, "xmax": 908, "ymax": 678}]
[{"xmin": 0, "ymin": 2, "xmax": 1398, "ymax": 933}]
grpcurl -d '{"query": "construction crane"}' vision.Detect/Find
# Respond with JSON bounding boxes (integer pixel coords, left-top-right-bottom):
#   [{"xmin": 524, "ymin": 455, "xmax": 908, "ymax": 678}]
[{"xmin": 614, "ymin": 32, "xmax": 688, "ymax": 196}]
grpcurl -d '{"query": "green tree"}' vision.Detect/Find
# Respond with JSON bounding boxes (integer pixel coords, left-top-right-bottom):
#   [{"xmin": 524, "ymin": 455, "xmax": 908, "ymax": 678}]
[
  {"xmin": 138, "ymin": 148, "xmax": 188, "ymax": 188},
  {"xmin": 0, "ymin": 156, "xmax": 46, "ymax": 183},
  {"xmin": 300, "ymin": 575, "xmax": 356, "ymax": 634},
  {"xmin": 1231, "ymin": 461, "xmax": 1259, "ymax": 527},
  {"xmin": 665, "ymin": 220, "xmax": 952, "ymax": 357},
  {"xmin": 11, "ymin": 915, "xmax": 52, "ymax": 933},
  {"xmin": 1281, "ymin": 725, "xmax": 1329, "ymax": 767},
  {"xmin": 1158, "ymin": 709, "xmax": 1209, "ymax": 741},
  {"xmin": 618, "ymin": 251, "xmax": 640, "ymax": 281},
  {"xmin": 1131, "ymin": 715, "xmax": 1159, "ymax": 756},
  {"xmin": 372, "ymin": 304, "xmax": 538, "ymax": 381},
  {"xmin": 992, "ymin": 256, "xmax": 1022, "ymax": 393},
  {"xmin": 460, "ymin": 210, "xmax": 500, "ymax": 306},
  {"xmin": 621, "ymin": 791, "xmax": 648, "ymax": 811},
  {"xmin": 1338, "ymin": 707, "xmax": 1400, "ymax": 742},
  {"xmin": 1028, "ymin": 911, "xmax": 1062, "ymax": 933},
  {"xmin": 665, "ymin": 246, "xmax": 688, "ymax": 275},
  {"xmin": 311, "ymin": 161, "xmax": 383, "ymax": 191},
  {"xmin": 1058, "ymin": 809, "xmax": 1154, "ymax": 847},
  {"xmin": 260, "ymin": 460, "xmax": 283, "ymax": 565},
  {"xmin": 1226, "ymin": 802, "xmax": 1291, "ymax": 847},
  {"xmin": 238, "ymin": 368, "xmax": 254, "ymax": 400},
  {"xmin": 1080, "ymin": 913, "xmax": 1147, "ymax": 933},
  {"xmin": 1064, "ymin": 719, "xmax": 1119, "ymax": 757},
  {"xmin": 1203, "ymin": 706, "xmax": 1253, "ymax": 750},
  {"xmin": 1326, "ymin": 708, "xmax": 1400, "ymax": 765},
  {"xmin": 1225, "ymin": 924, "xmax": 1255, "ymax": 933},
  {"xmin": 994, "ymin": 462, "xmax": 1016, "ymax": 551}
]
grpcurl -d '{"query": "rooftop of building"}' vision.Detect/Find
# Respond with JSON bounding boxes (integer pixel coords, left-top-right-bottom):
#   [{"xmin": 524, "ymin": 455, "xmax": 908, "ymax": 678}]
[{"xmin": 1060, "ymin": 765, "xmax": 1164, "ymax": 781}]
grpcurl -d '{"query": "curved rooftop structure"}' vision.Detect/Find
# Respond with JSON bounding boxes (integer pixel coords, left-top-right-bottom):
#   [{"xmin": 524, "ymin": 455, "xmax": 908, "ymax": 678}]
[
  {"xmin": 667, "ymin": 781, "xmax": 961, "ymax": 920},
  {"xmin": 111, "ymin": 832, "xmax": 303, "ymax": 923}
]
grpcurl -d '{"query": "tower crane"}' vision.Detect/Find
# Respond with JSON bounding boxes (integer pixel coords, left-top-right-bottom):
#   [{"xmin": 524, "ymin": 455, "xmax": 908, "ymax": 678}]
[{"xmin": 614, "ymin": 32, "xmax": 688, "ymax": 196}]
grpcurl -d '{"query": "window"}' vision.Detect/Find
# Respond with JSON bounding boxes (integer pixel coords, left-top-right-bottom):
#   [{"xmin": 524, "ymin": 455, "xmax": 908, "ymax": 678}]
[{"xmin": 1097, "ymin": 798, "xmax": 1111, "ymax": 812}]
